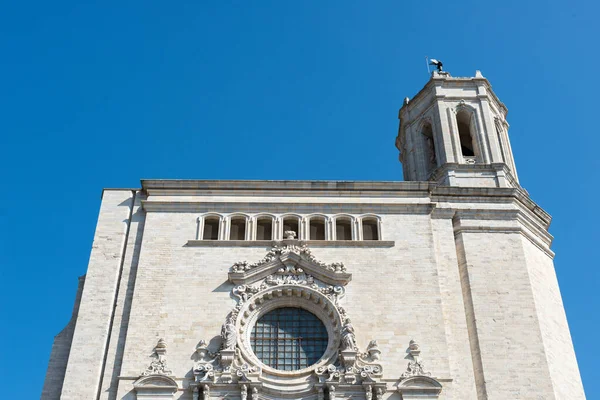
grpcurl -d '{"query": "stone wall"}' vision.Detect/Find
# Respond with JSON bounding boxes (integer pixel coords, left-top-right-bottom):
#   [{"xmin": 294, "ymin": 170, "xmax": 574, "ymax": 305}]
[{"xmin": 42, "ymin": 181, "xmax": 584, "ymax": 400}]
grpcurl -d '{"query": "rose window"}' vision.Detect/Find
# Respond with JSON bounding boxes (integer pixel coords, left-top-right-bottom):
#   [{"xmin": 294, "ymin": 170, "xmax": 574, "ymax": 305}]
[{"xmin": 250, "ymin": 307, "xmax": 328, "ymax": 371}]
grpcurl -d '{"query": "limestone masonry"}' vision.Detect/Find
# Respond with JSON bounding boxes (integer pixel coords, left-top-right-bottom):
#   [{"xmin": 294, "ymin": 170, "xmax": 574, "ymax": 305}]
[{"xmin": 42, "ymin": 71, "xmax": 585, "ymax": 400}]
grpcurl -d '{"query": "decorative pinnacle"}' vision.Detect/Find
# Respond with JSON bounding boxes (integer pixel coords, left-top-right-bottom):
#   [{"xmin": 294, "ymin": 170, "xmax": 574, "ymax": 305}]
[{"xmin": 408, "ymin": 339, "xmax": 421, "ymax": 359}]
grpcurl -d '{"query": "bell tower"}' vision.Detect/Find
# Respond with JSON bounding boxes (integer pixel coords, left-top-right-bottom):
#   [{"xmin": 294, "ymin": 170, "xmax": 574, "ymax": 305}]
[{"xmin": 396, "ymin": 70, "xmax": 519, "ymax": 187}]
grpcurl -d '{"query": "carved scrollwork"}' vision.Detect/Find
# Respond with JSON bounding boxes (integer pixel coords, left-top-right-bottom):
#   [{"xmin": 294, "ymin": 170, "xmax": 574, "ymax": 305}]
[
  {"xmin": 193, "ymin": 342, "xmax": 261, "ymax": 385},
  {"xmin": 315, "ymin": 338, "xmax": 384, "ymax": 386},
  {"xmin": 316, "ymin": 364, "xmax": 341, "ymax": 382},
  {"xmin": 232, "ymin": 285, "xmax": 260, "ymax": 302},
  {"xmin": 232, "ymin": 263, "xmax": 346, "ymax": 313},
  {"xmin": 230, "ymin": 244, "xmax": 347, "ymax": 273},
  {"xmin": 402, "ymin": 359, "xmax": 431, "ymax": 378},
  {"xmin": 236, "ymin": 362, "xmax": 260, "ymax": 382},
  {"xmin": 142, "ymin": 358, "xmax": 172, "ymax": 376}
]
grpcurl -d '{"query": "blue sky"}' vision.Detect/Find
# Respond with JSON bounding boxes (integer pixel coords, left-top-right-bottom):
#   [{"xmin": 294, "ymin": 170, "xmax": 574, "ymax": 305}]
[{"xmin": 1, "ymin": 1, "xmax": 598, "ymax": 398}]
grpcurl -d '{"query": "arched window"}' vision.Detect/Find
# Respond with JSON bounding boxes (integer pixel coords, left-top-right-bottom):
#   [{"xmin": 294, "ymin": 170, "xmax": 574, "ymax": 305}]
[
  {"xmin": 230, "ymin": 217, "xmax": 247, "ymax": 240},
  {"xmin": 256, "ymin": 217, "xmax": 273, "ymax": 240},
  {"xmin": 202, "ymin": 217, "xmax": 220, "ymax": 240},
  {"xmin": 309, "ymin": 217, "xmax": 326, "ymax": 240},
  {"xmin": 421, "ymin": 122, "xmax": 437, "ymax": 168},
  {"xmin": 283, "ymin": 216, "xmax": 300, "ymax": 239},
  {"xmin": 362, "ymin": 218, "xmax": 379, "ymax": 241},
  {"xmin": 456, "ymin": 110, "xmax": 476, "ymax": 157},
  {"xmin": 335, "ymin": 218, "xmax": 352, "ymax": 240}
]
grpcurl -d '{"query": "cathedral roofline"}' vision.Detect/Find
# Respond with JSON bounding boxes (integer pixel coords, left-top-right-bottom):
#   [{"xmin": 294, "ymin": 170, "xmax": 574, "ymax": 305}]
[
  {"xmin": 135, "ymin": 179, "xmax": 551, "ymax": 227},
  {"xmin": 140, "ymin": 179, "xmax": 432, "ymax": 192}
]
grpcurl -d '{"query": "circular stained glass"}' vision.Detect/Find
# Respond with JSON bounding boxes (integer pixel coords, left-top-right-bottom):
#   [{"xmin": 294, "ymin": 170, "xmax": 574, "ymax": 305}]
[{"xmin": 250, "ymin": 307, "xmax": 328, "ymax": 371}]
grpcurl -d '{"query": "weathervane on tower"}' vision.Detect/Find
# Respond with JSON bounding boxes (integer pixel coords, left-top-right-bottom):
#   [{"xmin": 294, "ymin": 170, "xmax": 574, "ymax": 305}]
[{"xmin": 425, "ymin": 57, "xmax": 448, "ymax": 76}]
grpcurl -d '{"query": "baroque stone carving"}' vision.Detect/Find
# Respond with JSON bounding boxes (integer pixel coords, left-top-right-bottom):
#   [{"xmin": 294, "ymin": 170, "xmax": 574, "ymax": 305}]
[
  {"xmin": 193, "ymin": 339, "xmax": 260, "ymax": 384},
  {"xmin": 191, "ymin": 244, "xmax": 388, "ymax": 398},
  {"xmin": 315, "ymin": 338, "xmax": 384, "ymax": 386},
  {"xmin": 232, "ymin": 266, "xmax": 346, "ymax": 306},
  {"xmin": 221, "ymin": 317, "xmax": 237, "ymax": 350},
  {"xmin": 401, "ymin": 339, "xmax": 432, "ymax": 378},
  {"xmin": 340, "ymin": 318, "xmax": 357, "ymax": 351},
  {"xmin": 142, "ymin": 338, "xmax": 173, "ymax": 376},
  {"xmin": 230, "ymin": 244, "xmax": 346, "ymax": 273},
  {"xmin": 364, "ymin": 340, "xmax": 381, "ymax": 361}
]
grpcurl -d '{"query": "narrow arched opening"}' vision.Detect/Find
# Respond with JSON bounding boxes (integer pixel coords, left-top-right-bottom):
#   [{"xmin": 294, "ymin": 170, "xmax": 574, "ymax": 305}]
[
  {"xmin": 421, "ymin": 122, "xmax": 437, "ymax": 171},
  {"xmin": 362, "ymin": 218, "xmax": 379, "ymax": 241},
  {"xmin": 230, "ymin": 217, "xmax": 247, "ymax": 240},
  {"xmin": 309, "ymin": 217, "xmax": 326, "ymax": 240},
  {"xmin": 456, "ymin": 110, "xmax": 476, "ymax": 157},
  {"xmin": 335, "ymin": 218, "xmax": 352, "ymax": 240},
  {"xmin": 256, "ymin": 217, "xmax": 273, "ymax": 240},
  {"xmin": 202, "ymin": 217, "xmax": 220, "ymax": 240}
]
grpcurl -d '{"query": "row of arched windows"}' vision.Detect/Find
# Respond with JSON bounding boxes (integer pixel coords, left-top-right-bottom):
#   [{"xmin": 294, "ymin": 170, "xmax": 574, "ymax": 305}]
[{"xmin": 198, "ymin": 214, "xmax": 381, "ymax": 241}]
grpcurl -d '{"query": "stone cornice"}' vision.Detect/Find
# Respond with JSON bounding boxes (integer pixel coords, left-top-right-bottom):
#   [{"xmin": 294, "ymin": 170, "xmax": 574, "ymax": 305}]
[
  {"xmin": 141, "ymin": 201, "xmax": 434, "ymax": 214},
  {"xmin": 186, "ymin": 240, "xmax": 395, "ymax": 248},
  {"xmin": 139, "ymin": 180, "xmax": 553, "ymax": 250},
  {"xmin": 445, "ymin": 208, "xmax": 554, "ymax": 258},
  {"xmin": 430, "ymin": 185, "xmax": 552, "ymax": 228},
  {"xmin": 428, "ymin": 163, "xmax": 521, "ymax": 191},
  {"xmin": 141, "ymin": 179, "xmax": 433, "ymax": 196},
  {"xmin": 430, "ymin": 186, "xmax": 554, "ymax": 256}
]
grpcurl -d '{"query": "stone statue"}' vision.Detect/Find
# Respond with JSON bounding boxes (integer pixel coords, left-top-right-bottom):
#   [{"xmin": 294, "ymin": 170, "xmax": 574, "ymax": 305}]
[
  {"xmin": 341, "ymin": 319, "xmax": 356, "ymax": 351},
  {"xmin": 221, "ymin": 319, "xmax": 237, "ymax": 350}
]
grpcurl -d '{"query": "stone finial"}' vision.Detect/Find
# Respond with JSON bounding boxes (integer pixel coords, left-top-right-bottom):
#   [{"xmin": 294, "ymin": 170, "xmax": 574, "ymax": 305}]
[
  {"xmin": 284, "ymin": 230, "xmax": 297, "ymax": 240},
  {"xmin": 408, "ymin": 339, "xmax": 420, "ymax": 358},
  {"xmin": 401, "ymin": 339, "xmax": 430, "ymax": 378},
  {"xmin": 196, "ymin": 339, "xmax": 207, "ymax": 351},
  {"xmin": 195, "ymin": 339, "xmax": 210, "ymax": 360},
  {"xmin": 155, "ymin": 338, "xmax": 167, "ymax": 356},
  {"xmin": 366, "ymin": 340, "xmax": 381, "ymax": 361}
]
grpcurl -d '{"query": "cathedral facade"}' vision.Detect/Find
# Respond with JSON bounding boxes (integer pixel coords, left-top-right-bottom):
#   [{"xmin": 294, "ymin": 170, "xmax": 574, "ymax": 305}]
[{"xmin": 42, "ymin": 71, "xmax": 585, "ymax": 399}]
